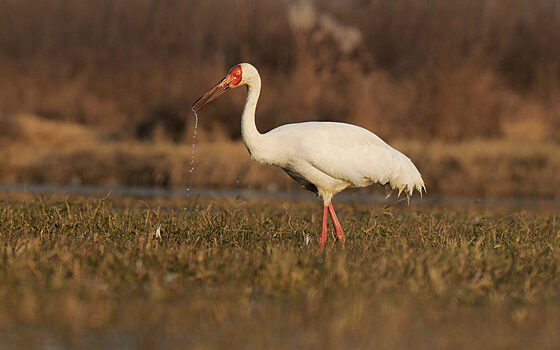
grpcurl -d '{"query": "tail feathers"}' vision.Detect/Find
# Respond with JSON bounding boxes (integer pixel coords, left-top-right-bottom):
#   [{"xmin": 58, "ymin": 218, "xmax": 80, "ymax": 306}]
[{"xmin": 384, "ymin": 158, "xmax": 425, "ymax": 202}]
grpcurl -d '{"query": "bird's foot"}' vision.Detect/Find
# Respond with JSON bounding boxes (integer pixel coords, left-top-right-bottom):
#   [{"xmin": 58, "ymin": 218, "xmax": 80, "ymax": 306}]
[
  {"xmin": 328, "ymin": 202, "xmax": 345, "ymax": 249},
  {"xmin": 320, "ymin": 205, "xmax": 328, "ymax": 250},
  {"xmin": 319, "ymin": 235, "xmax": 327, "ymax": 251},
  {"xmin": 335, "ymin": 229, "xmax": 345, "ymax": 249}
]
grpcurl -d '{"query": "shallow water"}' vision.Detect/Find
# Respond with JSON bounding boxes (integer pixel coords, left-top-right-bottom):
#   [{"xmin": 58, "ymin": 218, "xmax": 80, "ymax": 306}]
[{"xmin": 1, "ymin": 183, "xmax": 559, "ymax": 211}]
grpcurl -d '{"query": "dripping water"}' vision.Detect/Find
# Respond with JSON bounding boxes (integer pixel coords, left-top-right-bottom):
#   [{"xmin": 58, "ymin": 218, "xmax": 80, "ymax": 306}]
[{"xmin": 186, "ymin": 109, "xmax": 199, "ymax": 196}]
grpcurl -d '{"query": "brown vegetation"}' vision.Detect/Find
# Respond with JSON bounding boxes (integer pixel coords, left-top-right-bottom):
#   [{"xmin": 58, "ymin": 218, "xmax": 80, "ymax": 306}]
[
  {"xmin": 0, "ymin": 0, "xmax": 559, "ymax": 141},
  {"xmin": 0, "ymin": 197, "xmax": 559, "ymax": 348},
  {"xmin": 0, "ymin": 0, "xmax": 559, "ymax": 196},
  {"xmin": 2, "ymin": 115, "xmax": 560, "ymax": 199}
]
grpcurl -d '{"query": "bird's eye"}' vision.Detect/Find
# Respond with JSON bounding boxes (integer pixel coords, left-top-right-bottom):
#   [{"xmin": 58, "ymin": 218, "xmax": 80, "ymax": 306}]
[{"xmin": 236, "ymin": 71, "xmax": 241, "ymax": 75}]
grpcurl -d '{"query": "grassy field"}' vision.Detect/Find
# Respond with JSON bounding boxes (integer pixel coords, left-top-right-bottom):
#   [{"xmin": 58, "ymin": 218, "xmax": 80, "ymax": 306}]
[
  {"xmin": 0, "ymin": 194, "xmax": 559, "ymax": 349},
  {"xmin": 2, "ymin": 1, "xmax": 559, "ymax": 347}
]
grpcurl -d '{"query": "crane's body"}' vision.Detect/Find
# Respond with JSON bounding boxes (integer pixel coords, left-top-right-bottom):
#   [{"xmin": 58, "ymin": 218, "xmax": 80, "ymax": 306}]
[
  {"xmin": 193, "ymin": 63, "xmax": 425, "ymax": 249},
  {"xmin": 252, "ymin": 121, "xmax": 424, "ymax": 205}
]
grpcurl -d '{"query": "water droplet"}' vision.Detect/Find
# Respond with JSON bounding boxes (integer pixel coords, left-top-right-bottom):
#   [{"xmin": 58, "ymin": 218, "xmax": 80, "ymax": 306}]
[{"xmin": 187, "ymin": 109, "xmax": 199, "ymax": 196}]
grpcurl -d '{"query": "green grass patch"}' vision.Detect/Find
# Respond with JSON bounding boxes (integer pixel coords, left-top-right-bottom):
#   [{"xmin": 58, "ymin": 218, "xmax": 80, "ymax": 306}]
[{"xmin": 0, "ymin": 196, "xmax": 559, "ymax": 349}]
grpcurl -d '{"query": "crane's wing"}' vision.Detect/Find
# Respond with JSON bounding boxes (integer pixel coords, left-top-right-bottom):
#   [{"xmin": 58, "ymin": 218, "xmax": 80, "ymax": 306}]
[{"xmin": 268, "ymin": 122, "xmax": 425, "ymax": 197}]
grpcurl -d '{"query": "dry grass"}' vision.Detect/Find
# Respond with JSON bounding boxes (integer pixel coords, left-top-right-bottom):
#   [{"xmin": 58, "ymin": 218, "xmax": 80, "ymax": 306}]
[
  {"xmin": 2, "ymin": 115, "xmax": 560, "ymax": 199},
  {"xmin": 0, "ymin": 195, "xmax": 559, "ymax": 348},
  {"xmin": 1, "ymin": 0, "xmax": 559, "ymax": 200},
  {"xmin": 2, "ymin": 2, "xmax": 560, "ymax": 347}
]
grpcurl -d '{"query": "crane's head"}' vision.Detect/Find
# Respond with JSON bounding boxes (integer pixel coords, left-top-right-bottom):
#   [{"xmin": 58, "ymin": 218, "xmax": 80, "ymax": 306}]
[{"xmin": 192, "ymin": 63, "xmax": 257, "ymax": 112}]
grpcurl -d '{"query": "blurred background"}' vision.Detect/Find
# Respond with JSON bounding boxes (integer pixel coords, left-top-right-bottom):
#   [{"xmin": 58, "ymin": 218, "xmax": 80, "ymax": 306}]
[{"xmin": 0, "ymin": 0, "xmax": 559, "ymax": 199}]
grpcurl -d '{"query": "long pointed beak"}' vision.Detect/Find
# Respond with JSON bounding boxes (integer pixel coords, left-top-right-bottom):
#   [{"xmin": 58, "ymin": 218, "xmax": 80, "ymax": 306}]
[{"xmin": 192, "ymin": 76, "xmax": 232, "ymax": 112}]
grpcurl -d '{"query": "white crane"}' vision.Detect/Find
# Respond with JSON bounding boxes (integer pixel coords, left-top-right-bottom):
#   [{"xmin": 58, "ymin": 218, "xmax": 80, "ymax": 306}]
[{"xmin": 192, "ymin": 63, "xmax": 425, "ymax": 249}]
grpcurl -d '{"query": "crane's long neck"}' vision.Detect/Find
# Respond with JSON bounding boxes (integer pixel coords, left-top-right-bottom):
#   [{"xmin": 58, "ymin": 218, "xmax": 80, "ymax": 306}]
[{"xmin": 241, "ymin": 77, "xmax": 264, "ymax": 157}]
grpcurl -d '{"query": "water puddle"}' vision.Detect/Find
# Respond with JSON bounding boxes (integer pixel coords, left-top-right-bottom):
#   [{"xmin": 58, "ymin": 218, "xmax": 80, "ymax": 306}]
[
  {"xmin": 2, "ymin": 183, "xmax": 559, "ymax": 212},
  {"xmin": 187, "ymin": 109, "xmax": 199, "ymax": 196}
]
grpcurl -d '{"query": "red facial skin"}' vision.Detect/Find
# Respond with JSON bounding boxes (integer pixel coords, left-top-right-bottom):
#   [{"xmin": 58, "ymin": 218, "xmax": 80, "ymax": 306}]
[{"xmin": 228, "ymin": 65, "xmax": 243, "ymax": 87}]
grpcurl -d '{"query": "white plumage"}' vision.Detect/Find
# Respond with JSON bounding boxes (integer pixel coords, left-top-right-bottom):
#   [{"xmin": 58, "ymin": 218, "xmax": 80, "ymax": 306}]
[
  {"xmin": 263, "ymin": 121, "xmax": 425, "ymax": 203},
  {"xmin": 193, "ymin": 63, "xmax": 425, "ymax": 249}
]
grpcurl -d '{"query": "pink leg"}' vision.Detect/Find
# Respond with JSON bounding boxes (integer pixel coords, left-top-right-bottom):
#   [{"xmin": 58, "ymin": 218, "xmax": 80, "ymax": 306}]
[
  {"xmin": 320, "ymin": 205, "xmax": 328, "ymax": 250},
  {"xmin": 328, "ymin": 203, "xmax": 345, "ymax": 248}
]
